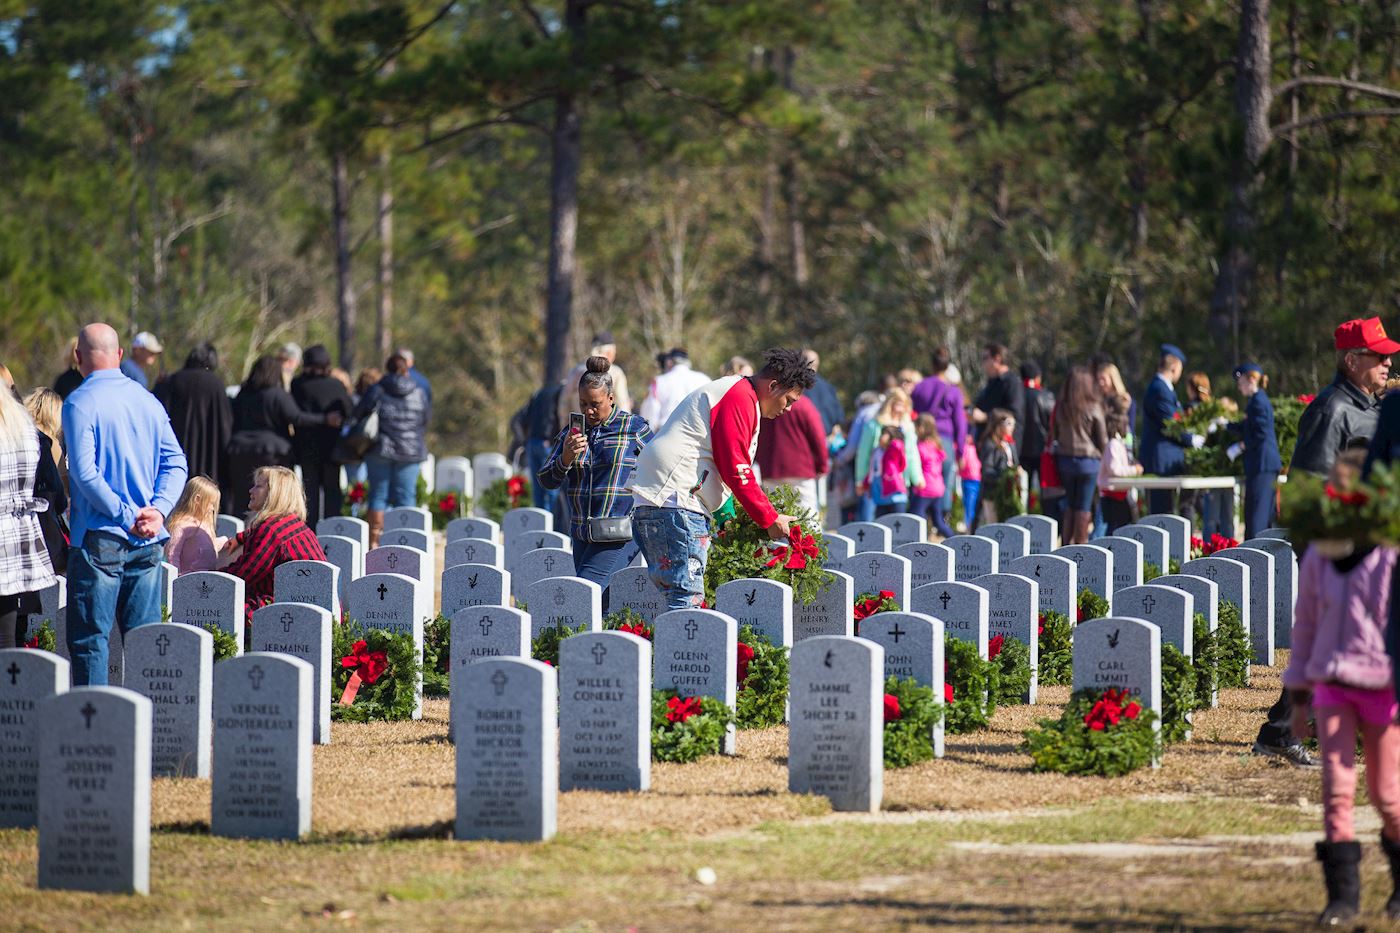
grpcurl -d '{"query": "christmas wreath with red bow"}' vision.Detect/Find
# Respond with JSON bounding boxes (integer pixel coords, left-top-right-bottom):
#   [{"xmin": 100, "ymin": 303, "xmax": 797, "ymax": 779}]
[
  {"xmin": 21, "ymin": 619, "xmax": 56, "ymax": 652},
  {"xmin": 1023, "ymin": 687, "xmax": 1159, "ymax": 776},
  {"xmin": 735, "ymin": 625, "xmax": 788, "ymax": 730},
  {"xmin": 651, "ymin": 689, "xmax": 734, "ymax": 762},
  {"xmin": 1281, "ymin": 462, "xmax": 1400, "ymax": 552},
  {"xmin": 428, "ymin": 490, "xmax": 470, "ymax": 530},
  {"xmin": 883, "ymin": 675, "xmax": 943, "ymax": 769},
  {"xmin": 603, "ymin": 607, "xmax": 653, "ymax": 641},
  {"xmin": 331, "ymin": 621, "xmax": 421, "ymax": 722},
  {"xmin": 944, "ymin": 635, "xmax": 1000, "ymax": 734},
  {"xmin": 704, "ymin": 484, "xmax": 831, "ymax": 606},
  {"xmin": 852, "ymin": 591, "xmax": 900, "ymax": 634},
  {"xmin": 478, "ymin": 475, "xmax": 533, "ymax": 525}
]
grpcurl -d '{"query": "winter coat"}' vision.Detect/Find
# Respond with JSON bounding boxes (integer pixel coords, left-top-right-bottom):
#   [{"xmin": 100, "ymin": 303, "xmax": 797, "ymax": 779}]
[
  {"xmin": 1283, "ymin": 546, "xmax": 1397, "ymax": 691},
  {"xmin": 359, "ymin": 373, "xmax": 429, "ymax": 463}
]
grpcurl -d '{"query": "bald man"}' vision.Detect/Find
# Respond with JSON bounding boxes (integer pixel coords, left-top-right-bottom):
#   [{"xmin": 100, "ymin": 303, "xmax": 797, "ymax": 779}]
[{"xmin": 63, "ymin": 323, "xmax": 188, "ymax": 685}]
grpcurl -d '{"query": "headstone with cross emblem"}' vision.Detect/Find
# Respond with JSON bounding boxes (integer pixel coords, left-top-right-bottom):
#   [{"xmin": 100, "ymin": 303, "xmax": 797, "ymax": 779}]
[
  {"xmin": 250, "ymin": 603, "xmax": 333, "ymax": 744},
  {"xmin": 1004, "ymin": 554, "xmax": 1077, "ymax": 621},
  {"xmin": 34, "ymin": 575, "xmax": 69, "ymax": 661},
  {"xmin": 653, "ymin": 609, "xmax": 739, "ymax": 754},
  {"xmin": 123, "ymin": 623, "xmax": 213, "ymax": 777},
  {"xmin": 1180, "ymin": 556, "xmax": 1253, "ymax": 677},
  {"xmin": 910, "ymin": 581, "xmax": 990, "ymax": 659},
  {"xmin": 836, "ymin": 522, "xmax": 892, "ymax": 554},
  {"xmin": 859, "ymin": 614, "xmax": 945, "ymax": 759},
  {"xmin": 388, "ymin": 527, "xmax": 436, "ymax": 576},
  {"xmin": 715, "ymin": 579, "xmax": 793, "ymax": 648},
  {"xmin": 944, "ymin": 535, "xmax": 999, "ymax": 581},
  {"xmin": 895, "ymin": 541, "xmax": 956, "ymax": 590},
  {"xmin": 506, "ymin": 530, "xmax": 572, "ymax": 581},
  {"xmin": 0, "ymin": 648, "xmax": 69, "ymax": 828},
  {"xmin": 317, "ymin": 515, "xmax": 369, "ymax": 553},
  {"xmin": 451, "ymin": 607, "xmax": 531, "ymax": 675},
  {"xmin": 975, "ymin": 523, "xmax": 1030, "ymax": 563},
  {"xmin": 794, "ymin": 569, "xmax": 854, "ymax": 642},
  {"xmin": 442, "ymin": 563, "xmax": 511, "ymax": 615},
  {"xmin": 972, "ymin": 573, "xmax": 1040, "ymax": 703},
  {"xmin": 170, "ymin": 571, "xmax": 245, "ymax": 656},
  {"xmin": 38, "ymin": 686, "xmax": 152, "ymax": 894},
  {"xmin": 274, "ymin": 560, "xmax": 341, "ymax": 617},
  {"xmin": 444, "ymin": 537, "xmax": 504, "ymax": 571},
  {"xmin": 525, "ymin": 576, "xmax": 603, "ymax": 641},
  {"xmin": 1112, "ymin": 585, "xmax": 1195, "ymax": 658},
  {"xmin": 215, "ymin": 513, "xmax": 244, "ymax": 540},
  {"xmin": 317, "ymin": 535, "xmax": 362, "ymax": 608},
  {"xmin": 558, "ymin": 631, "xmax": 652, "ymax": 792},
  {"xmin": 823, "ymin": 532, "xmax": 856, "ymax": 564},
  {"xmin": 366, "ymin": 545, "xmax": 426, "ymax": 583},
  {"xmin": 1007, "ymin": 513, "xmax": 1059, "ymax": 554},
  {"xmin": 1053, "ymin": 544, "xmax": 1114, "ymax": 600},
  {"xmin": 446, "ymin": 516, "xmax": 500, "ymax": 545},
  {"xmin": 876, "ymin": 512, "xmax": 927, "ymax": 548},
  {"xmin": 348, "ymin": 573, "xmax": 427, "ymax": 718},
  {"xmin": 1154, "ymin": 574, "xmax": 1219, "ymax": 630},
  {"xmin": 1242, "ymin": 537, "xmax": 1298, "ymax": 649},
  {"xmin": 455, "ymin": 656, "xmax": 558, "ymax": 841},
  {"xmin": 1211, "ymin": 548, "xmax": 1275, "ymax": 667},
  {"xmin": 845, "ymin": 552, "xmax": 913, "ymax": 610},
  {"xmin": 503, "ymin": 506, "xmax": 553, "ymax": 538},
  {"xmin": 1098, "ymin": 537, "xmax": 1145, "ymax": 593},
  {"xmin": 211, "ymin": 654, "xmax": 313, "ymax": 840},
  {"xmin": 607, "ymin": 566, "xmax": 667, "ymax": 624},
  {"xmin": 513, "ymin": 547, "xmax": 575, "ymax": 603},
  {"xmin": 788, "ymin": 636, "xmax": 883, "ymax": 812},
  {"xmin": 1138, "ymin": 513, "xmax": 1193, "ymax": 567},
  {"xmin": 384, "ymin": 506, "xmax": 432, "ymax": 533},
  {"xmin": 1116, "ymin": 524, "xmax": 1171, "ymax": 575},
  {"xmin": 1072, "ymin": 617, "xmax": 1162, "ymax": 758}
]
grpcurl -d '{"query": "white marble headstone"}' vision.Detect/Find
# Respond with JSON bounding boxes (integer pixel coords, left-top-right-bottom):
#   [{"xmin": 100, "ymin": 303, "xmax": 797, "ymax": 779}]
[
  {"xmin": 124, "ymin": 623, "xmax": 213, "ymax": 777},
  {"xmin": 715, "ymin": 578, "xmax": 793, "ymax": 648},
  {"xmin": 653, "ymin": 609, "xmax": 738, "ymax": 754},
  {"xmin": 559, "ymin": 631, "xmax": 651, "ymax": 792},
  {"xmin": 250, "ymin": 603, "xmax": 333, "ymax": 745},
  {"xmin": 794, "ymin": 570, "xmax": 855, "ymax": 642},
  {"xmin": 0, "ymin": 649, "xmax": 69, "ymax": 828},
  {"xmin": 788, "ymin": 637, "xmax": 883, "ymax": 812}
]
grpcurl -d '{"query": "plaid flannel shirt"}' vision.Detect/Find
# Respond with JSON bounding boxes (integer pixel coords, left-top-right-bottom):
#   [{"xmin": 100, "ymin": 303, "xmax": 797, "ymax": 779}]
[
  {"xmin": 537, "ymin": 407, "xmax": 653, "ymax": 542},
  {"xmin": 228, "ymin": 514, "xmax": 327, "ymax": 621}
]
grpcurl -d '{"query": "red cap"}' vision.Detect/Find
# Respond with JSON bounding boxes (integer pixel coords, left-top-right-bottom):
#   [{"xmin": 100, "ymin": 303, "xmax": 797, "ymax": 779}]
[{"xmin": 1335, "ymin": 317, "xmax": 1400, "ymax": 354}]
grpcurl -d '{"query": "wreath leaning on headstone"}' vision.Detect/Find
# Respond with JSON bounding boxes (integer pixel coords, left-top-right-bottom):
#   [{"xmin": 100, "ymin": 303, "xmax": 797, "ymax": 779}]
[
  {"xmin": 197, "ymin": 622, "xmax": 240, "ymax": 662},
  {"xmin": 22, "ymin": 619, "xmax": 56, "ymax": 651},
  {"xmin": 989, "ymin": 634, "xmax": 1032, "ymax": 706},
  {"xmin": 530, "ymin": 622, "xmax": 589, "ymax": 667},
  {"xmin": 944, "ymin": 635, "xmax": 999, "ymax": 734},
  {"xmin": 1023, "ymin": 687, "xmax": 1160, "ymax": 776},
  {"xmin": 736, "ymin": 625, "xmax": 788, "ymax": 730},
  {"xmin": 1077, "ymin": 589, "xmax": 1110, "ymax": 622},
  {"xmin": 1037, "ymin": 610, "xmax": 1074, "ymax": 686},
  {"xmin": 1215, "ymin": 601, "xmax": 1250, "ymax": 688},
  {"xmin": 423, "ymin": 614, "xmax": 451, "ymax": 696},
  {"xmin": 852, "ymin": 591, "xmax": 900, "ymax": 635},
  {"xmin": 1191, "ymin": 613, "xmax": 1219, "ymax": 709},
  {"xmin": 478, "ymin": 476, "xmax": 531, "ymax": 525},
  {"xmin": 1159, "ymin": 644, "xmax": 1197, "ymax": 744},
  {"xmin": 331, "ymin": 622, "xmax": 421, "ymax": 722},
  {"xmin": 882, "ymin": 676, "xmax": 943, "ymax": 769},
  {"xmin": 651, "ymin": 690, "xmax": 733, "ymax": 763},
  {"xmin": 704, "ymin": 484, "xmax": 829, "ymax": 606}
]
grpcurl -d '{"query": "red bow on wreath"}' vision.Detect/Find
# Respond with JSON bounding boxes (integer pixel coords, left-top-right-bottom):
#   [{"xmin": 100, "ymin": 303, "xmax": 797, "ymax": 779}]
[
  {"xmin": 666, "ymin": 695, "xmax": 701, "ymax": 723},
  {"xmin": 506, "ymin": 476, "xmax": 527, "ymax": 503},
  {"xmin": 436, "ymin": 493, "xmax": 458, "ymax": 515},
  {"xmin": 1325, "ymin": 483, "xmax": 1369, "ymax": 507},
  {"xmin": 736, "ymin": 641, "xmax": 756, "ymax": 688},
  {"xmin": 755, "ymin": 524, "xmax": 820, "ymax": 570},
  {"xmin": 341, "ymin": 639, "xmax": 388, "ymax": 685}
]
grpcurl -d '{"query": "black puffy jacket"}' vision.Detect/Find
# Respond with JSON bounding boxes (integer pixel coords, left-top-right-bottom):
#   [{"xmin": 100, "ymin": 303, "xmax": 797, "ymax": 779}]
[
  {"xmin": 358, "ymin": 373, "xmax": 429, "ymax": 463},
  {"xmin": 1290, "ymin": 372, "xmax": 1380, "ymax": 477}
]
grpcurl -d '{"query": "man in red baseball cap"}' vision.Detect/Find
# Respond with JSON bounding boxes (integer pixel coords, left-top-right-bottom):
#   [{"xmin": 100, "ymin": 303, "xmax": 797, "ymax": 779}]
[{"xmin": 1290, "ymin": 317, "xmax": 1391, "ymax": 477}]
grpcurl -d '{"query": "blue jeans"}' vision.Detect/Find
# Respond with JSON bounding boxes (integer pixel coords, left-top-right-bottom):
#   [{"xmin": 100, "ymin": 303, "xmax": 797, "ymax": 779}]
[
  {"xmin": 365, "ymin": 455, "xmax": 420, "ymax": 510},
  {"xmin": 938, "ymin": 434, "xmax": 958, "ymax": 513},
  {"xmin": 67, "ymin": 531, "xmax": 163, "ymax": 686},
  {"xmin": 632, "ymin": 506, "xmax": 711, "ymax": 611},
  {"xmin": 527, "ymin": 439, "xmax": 560, "ymax": 513},
  {"xmin": 573, "ymin": 538, "xmax": 639, "ymax": 613},
  {"xmin": 961, "ymin": 479, "xmax": 981, "ymax": 530}
]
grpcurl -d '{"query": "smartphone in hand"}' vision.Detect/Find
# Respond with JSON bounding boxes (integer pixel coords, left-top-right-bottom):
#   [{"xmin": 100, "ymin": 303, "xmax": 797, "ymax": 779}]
[{"xmin": 570, "ymin": 412, "xmax": 586, "ymax": 435}]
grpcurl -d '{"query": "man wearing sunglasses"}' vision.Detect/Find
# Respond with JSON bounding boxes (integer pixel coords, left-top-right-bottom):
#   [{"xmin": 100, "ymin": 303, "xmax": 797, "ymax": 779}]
[{"xmin": 1290, "ymin": 317, "xmax": 1394, "ymax": 478}]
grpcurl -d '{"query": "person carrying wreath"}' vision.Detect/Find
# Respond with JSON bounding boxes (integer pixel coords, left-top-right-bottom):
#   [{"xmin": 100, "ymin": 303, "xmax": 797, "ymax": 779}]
[{"xmin": 537, "ymin": 357, "xmax": 653, "ymax": 610}]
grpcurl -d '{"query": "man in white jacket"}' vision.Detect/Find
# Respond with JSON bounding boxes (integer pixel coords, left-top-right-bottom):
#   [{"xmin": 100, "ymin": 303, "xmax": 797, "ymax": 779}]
[
  {"xmin": 629, "ymin": 348, "xmax": 817, "ymax": 611},
  {"xmin": 638, "ymin": 348, "xmax": 710, "ymax": 431}
]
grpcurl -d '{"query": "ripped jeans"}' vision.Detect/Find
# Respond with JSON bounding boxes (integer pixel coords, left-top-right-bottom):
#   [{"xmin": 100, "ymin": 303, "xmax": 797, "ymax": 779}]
[{"xmin": 632, "ymin": 505, "xmax": 712, "ymax": 611}]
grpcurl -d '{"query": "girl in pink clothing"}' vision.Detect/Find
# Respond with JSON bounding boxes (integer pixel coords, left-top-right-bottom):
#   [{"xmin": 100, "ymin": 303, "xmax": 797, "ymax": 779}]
[
  {"xmin": 1285, "ymin": 461, "xmax": 1400, "ymax": 924},
  {"xmin": 164, "ymin": 476, "xmax": 227, "ymax": 574},
  {"xmin": 912, "ymin": 414, "xmax": 951, "ymax": 537},
  {"xmin": 958, "ymin": 434, "xmax": 981, "ymax": 532}
]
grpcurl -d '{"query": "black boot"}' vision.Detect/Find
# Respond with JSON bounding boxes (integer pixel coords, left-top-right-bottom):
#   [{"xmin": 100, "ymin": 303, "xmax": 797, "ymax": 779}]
[
  {"xmin": 1382, "ymin": 834, "xmax": 1400, "ymax": 920},
  {"xmin": 1316, "ymin": 840, "xmax": 1361, "ymax": 926}
]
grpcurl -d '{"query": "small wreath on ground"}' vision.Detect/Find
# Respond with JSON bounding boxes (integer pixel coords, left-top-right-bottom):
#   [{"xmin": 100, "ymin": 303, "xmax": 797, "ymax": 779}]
[
  {"xmin": 1191, "ymin": 613, "xmax": 1219, "ymax": 708},
  {"xmin": 990, "ymin": 634, "xmax": 1032, "ymax": 705},
  {"xmin": 331, "ymin": 622, "xmax": 421, "ymax": 722},
  {"xmin": 1215, "ymin": 601, "xmax": 1250, "ymax": 688},
  {"xmin": 883, "ymin": 675, "xmax": 943, "ymax": 769},
  {"xmin": 852, "ymin": 591, "xmax": 900, "ymax": 635},
  {"xmin": 1160, "ymin": 644, "xmax": 1196, "ymax": 744},
  {"xmin": 22, "ymin": 619, "xmax": 56, "ymax": 652},
  {"xmin": 423, "ymin": 614, "xmax": 451, "ymax": 696},
  {"xmin": 341, "ymin": 480, "xmax": 369, "ymax": 517},
  {"xmin": 428, "ymin": 491, "xmax": 470, "ymax": 531},
  {"xmin": 197, "ymin": 623, "xmax": 240, "ymax": 662},
  {"xmin": 736, "ymin": 625, "xmax": 788, "ymax": 730},
  {"xmin": 603, "ymin": 607, "xmax": 653, "ymax": 640},
  {"xmin": 1077, "ymin": 589, "xmax": 1109, "ymax": 622},
  {"xmin": 651, "ymin": 690, "xmax": 733, "ymax": 763},
  {"xmin": 530, "ymin": 622, "xmax": 589, "ymax": 667},
  {"xmin": 704, "ymin": 484, "xmax": 829, "ymax": 606},
  {"xmin": 478, "ymin": 476, "xmax": 530, "ymax": 525},
  {"xmin": 944, "ymin": 635, "xmax": 999, "ymax": 734},
  {"xmin": 1037, "ymin": 610, "xmax": 1074, "ymax": 686},
  {"xmin": 1024, "ymin": 687, "xmax": 1159, "ymax": 776}
]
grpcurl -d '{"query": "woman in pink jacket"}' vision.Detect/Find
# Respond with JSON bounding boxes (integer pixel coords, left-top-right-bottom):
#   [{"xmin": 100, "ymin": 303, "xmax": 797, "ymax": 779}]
[{"xmin": 1285, "ymin": 514, "xmax": 1400, "ymax": 924}]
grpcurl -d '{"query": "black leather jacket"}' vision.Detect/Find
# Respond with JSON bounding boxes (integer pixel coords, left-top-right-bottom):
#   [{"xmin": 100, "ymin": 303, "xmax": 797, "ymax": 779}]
[
  {"xmin": 358, "ymin": 373, "xmax": 429, "ymax": 463},
  {"xmin": 1290, "ymin": 372, "xmax": 1380, "ymax": 477}
]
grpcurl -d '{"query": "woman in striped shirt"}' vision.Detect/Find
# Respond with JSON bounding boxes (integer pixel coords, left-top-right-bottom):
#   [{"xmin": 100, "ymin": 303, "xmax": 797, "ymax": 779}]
[{"xmin": 222, "ymin": 465, "xmax": 326, "ymax": 624}]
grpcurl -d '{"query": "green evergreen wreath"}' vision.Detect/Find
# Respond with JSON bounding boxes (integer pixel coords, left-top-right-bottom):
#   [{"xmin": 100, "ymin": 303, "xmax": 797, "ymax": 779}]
[
  {"xmin": 651, "ymin": 690, "xmax": 733, "ymax": 763},
  {"xmin": 198, "ymin": 622, "xmax": 240, "ymax": 662},
  {"xmin": 736, "ymin": 625, "xmax": 788, "ymax": 730},
  {"xmin": 1160, "ymin": 644, "xmax": 1197, "ymax": 743},
  {"xmin": 1037, "ymin": 610, "xmax": 1074, "ymax": 686},
  {"xmin": 704, "ymin": 484, "xmax": 829, "ymax": 606},
  {"xmin": 1191, "ymin": 613, "xmax": 1219, "ymax": 709},
  {"xmin": 1077, "ymin": 589, "xmax": 1110, "ymax": 622},
  {"xmin": 1024, "ymin": 688, "xmax": 1159, "ymax": 776},
  {"xmin": 331, "ymin": 622, "xmax": 422, "ymax": 722},
  {"xmin": 944, "ymin": 635, "xmax": 999, "ymax": 734},
  {"xmin": 423, "ymin": 614, "xmax": 451, "ymax": 696},
  {"xmin": 530, "ymin": 622, "xmax": 589, "ymax": 667},
  {"xmin": 1216, "ymin": 601, "xmax": 1250, "ymax": 688},
  {"xmin": 882, "ymin": 676, "xmax": 943, "ymax": 769},
  {"xmin": 990, "ymin": 634, "xmax": 1033, "ymax": 706}
]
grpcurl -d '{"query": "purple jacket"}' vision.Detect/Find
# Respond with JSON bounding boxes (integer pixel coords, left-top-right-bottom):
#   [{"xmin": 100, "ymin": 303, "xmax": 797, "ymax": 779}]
[
  {"xmin": 1283, "ymin": 546, "xmax": 1397, "ymax": 691},
  {"xmin": 911, "ymin": 375, "xmax": 966, "ymax": 449}
]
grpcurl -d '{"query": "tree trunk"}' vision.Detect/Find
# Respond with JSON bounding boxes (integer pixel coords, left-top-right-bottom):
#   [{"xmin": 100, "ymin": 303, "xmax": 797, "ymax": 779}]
[
  {"xmin": 1275, "ymin": 0, "xmax": 1299, "ymax": 289},
  {"xmin": 776, "ymin": 46, "xmax": 808, "ymax": 287},
  {"xmin": 376, "ymin": 144, "xmax": 394, "ymax": 362},
  {"xmin": 1207, "ymin": 0, "xmax": 1272, "ymax": 364},
  {"xmin": 1125, "ymin": 0, "xmax": 1153, "ymax": 383},
  {"xmin": 332, "ymin": 148, "xmax": 357, "ymax": 373},
  {"xmin": 543, "ymin": 0, "xmax": 586, "ymax": 386}
]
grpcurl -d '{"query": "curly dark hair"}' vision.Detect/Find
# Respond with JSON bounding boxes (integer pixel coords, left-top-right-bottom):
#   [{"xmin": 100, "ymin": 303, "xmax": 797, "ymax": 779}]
[{"xmin": 757, "ymin": 347, "xmax": 817, "ymax": 392}]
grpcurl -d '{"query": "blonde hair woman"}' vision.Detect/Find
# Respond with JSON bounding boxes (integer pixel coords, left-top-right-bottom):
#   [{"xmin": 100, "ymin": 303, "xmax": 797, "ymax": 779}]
[
  {"xmin": 23, "ymin": 388, "xmax": 65, "ymax": 488},
  {"xmin": 164, "ymin": 476, "xmax": 225, "ymax": 574},
  {"xmin": 1094, "ymin": 361, "xmax": 1136, "ymax": 443},
  {"xmin": 853, "ymin": 387, "xmax": 924, "ymax": 520},
  {"xmin": 0, "ymin": 382, "xmax": 57, "ymax": 647},
  {"xmin": 222, "ymin": 466, "xmax": 324, "ymax": 623}
]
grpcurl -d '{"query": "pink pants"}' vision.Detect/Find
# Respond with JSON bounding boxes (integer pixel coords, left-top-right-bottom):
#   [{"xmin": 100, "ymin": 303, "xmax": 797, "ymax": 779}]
[{"xmin": 1317, "ymin": 690, "xmax": 1400, "ymax": 842}]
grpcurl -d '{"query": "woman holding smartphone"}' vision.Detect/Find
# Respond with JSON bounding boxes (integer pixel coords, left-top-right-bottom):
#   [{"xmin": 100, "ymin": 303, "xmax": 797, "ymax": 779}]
[{"xmin": 537, "ymin": 356, "xmax": 654, "ymax": 609}]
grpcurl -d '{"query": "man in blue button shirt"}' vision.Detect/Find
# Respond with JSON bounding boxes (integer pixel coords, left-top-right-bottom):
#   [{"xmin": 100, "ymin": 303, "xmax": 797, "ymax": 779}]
[{"xmin": 63, "ymin": 323, "xmax": 188, "ymax": 685}]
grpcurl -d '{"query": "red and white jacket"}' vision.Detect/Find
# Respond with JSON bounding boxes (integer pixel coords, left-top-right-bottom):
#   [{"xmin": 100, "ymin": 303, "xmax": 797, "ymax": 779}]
[{"xmin": 629, "ymin": 375, "xmax": 778, "ymax": 528}]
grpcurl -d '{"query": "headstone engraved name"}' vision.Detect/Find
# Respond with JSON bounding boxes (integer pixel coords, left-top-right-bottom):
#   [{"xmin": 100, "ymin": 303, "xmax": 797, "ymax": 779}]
[
  {"xmin": 513, "ymin": 547, "xmax": 575, "ymax": 601},
  {"xmin": 559, "ymin": 632, "xmax": 651, "ymax": 792},
  {"xmin": 250, "ymin": 603, "xmax": 333, "ymax": 745},
  {"xmin": 610, "ymin": 566, "xmax": 666, "ymax": 624},
  {"xmin": 896, "ymin": 542, "xmax": 955, "ymax": 590},
  {"xmin": 971, "ymin": 573, "xmax": 1040, "ymax": 703},
  {"xmin": 442, "ymin": 564, "xmax": 511, "ymax": 614},
  {"xmin": 845, "ymin": 552, "xmax": 913, "ymax": 611},
  {"xmin": 38, "ymin": 687, "xmax": 151, "ymax": 894},
  {"xmin": 0, "ymin": 649, "xmax": 69, "ymax": 828},
  {"xmin": 211, "ymin": 654, "xmax": 313, "ymax": 839},
  {"xmin": 653, "ymin": 610, "xmax": 738, "ymax": 754},
  {"xmin": 1138, "ymin": 514, "xmax": 1192, "ymax": 566},
  {"xmin": 1213, "ymin": 547, "xmax": 1277, "ymax": 667},
  {"xmin": 910, "ymin": 581, "xmax": 989, "ymax": 658},
  {"xmin": 1005, "ymin": 554, "xmax": 1077, "ymax": 621},
  {"xmin": 1181, "ymin": 556, "xmax": 1253, "ymax": 676},
  {"xmin": 1099, "ymin": 537, "xmax": 1145, "ymax": 593},
  {"xmin": 1008, "ymin": 513, "xmax": 1059, "ymax": 553},
  {"xmin": 444, "ymin": 537, "xmax": 504, "ymax": 571},
  {"xmin": 170, "ymin": 571, "xmax": 245, "ymax": 655},
  {"xmin": 1117, "ymin": 524, "xmax": 1171, "ymax": 573},
  {"xmin": 1072, "ymin": 617, "xmax": 1162, "ymax": 758},
  {"xmin": 976, "ymin": 523, "xmax": 1030, "ymax": 563},
  {"xmin": 860, "ymin": 613, "xmax": 944, "ymax": 757},
  {"xmin": 525, "ymin": 576, "xmax": 603, "ymax": 640},
  {"xmin": 788, "ymin": 637, "xmax": 883, "ymax": 812},
  {"xmin": 944, "ymin": 535, "xmax": 998, "ymax": 580},
  {"xmin": 715, "ymin": 579, "xmax": 793, "ymax": 648},
  {"xmin": 124, "ymin": 623, "xmax": 213, "ymax": 777},
  {"xmin": 348, "ymin": 573, "xmax": 427, "ymax": 719},
  {"xmin": 1053, "ymin": 545, "xmax": 1113, "ymax": 600},
  {"xmin": 1112, "ymin": 585, "xmax": 1195, "ymax": 657},
  {"xmin": 274, "ymin": 560, "xmax": 341, "ymax": 617},
  {"xmin": 1243, "ymin": 537, "xmax": 1298, "ymax": 649},
  {"xmin": 794, "ymin": 569, "xmax": 854, "ymax": 642}
]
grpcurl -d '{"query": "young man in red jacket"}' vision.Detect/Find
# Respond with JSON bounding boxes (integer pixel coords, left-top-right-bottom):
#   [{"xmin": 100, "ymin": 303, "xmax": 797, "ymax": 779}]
[{"xmin": 629, "ymin": 348, "xmax": 817, "ymax": 611}]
